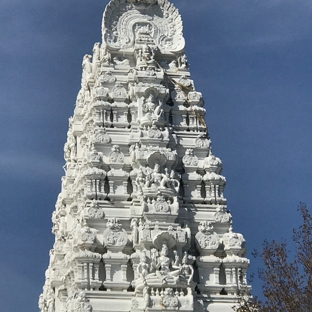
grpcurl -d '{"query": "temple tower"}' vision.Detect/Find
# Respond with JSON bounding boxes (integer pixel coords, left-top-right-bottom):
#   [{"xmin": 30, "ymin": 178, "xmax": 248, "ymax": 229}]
[{"xmin": 39, "ymin": 1, "xmax": 250, "ymax": 311}]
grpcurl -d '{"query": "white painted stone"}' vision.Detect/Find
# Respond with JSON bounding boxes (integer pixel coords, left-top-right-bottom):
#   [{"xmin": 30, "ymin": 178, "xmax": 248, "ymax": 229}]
[{"xmin": 40, "ymin": 1, "xmax": 251, "ymax": 311}]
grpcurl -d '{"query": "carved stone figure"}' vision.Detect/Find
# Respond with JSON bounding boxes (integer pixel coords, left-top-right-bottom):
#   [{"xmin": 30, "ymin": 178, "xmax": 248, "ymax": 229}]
[
  {"xmin": 113, "ymin": 57, "xmax": 130, "ymax": 66},
  {"xmin": 100, "ymin": 46, "xmax": 111, "ymax": 65},
  {"xmin": 136, "ymin": 48, "xmax": 147, "ymax": 70},
  {"xmin": 130, "ymin": 218, "xmax": 139, "ymax": 245},
  {"xmin": 140, "ymin": 93, "xmax": 164, "ymax": 127},
  {"xmin": 155, "ymin": 243, "xmax": 180, "ymax": 284},
  {"xmin": 179, "ymin": 252, "xmax": 194, "ymax": 285},
  {"xmin": 82, "ymin": 55, "xmax": 92, "ymax": 75},
  {"xmin": 92, "ymin": 42, "xmax": 100, "ymax": 62},
  {"xmin": 137, "ymin": 253, "xmax": 150, "ymax": 282},
  {"xmin": 109, "ymin": 145, "xmax": 124, "ymax": 163},
  {"xmin": 178, "ymin": 53, "xmax": 188, "ymax": 70}
]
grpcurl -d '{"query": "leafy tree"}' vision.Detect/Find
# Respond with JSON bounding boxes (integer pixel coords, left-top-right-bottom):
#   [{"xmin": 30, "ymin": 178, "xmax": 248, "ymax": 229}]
[{"xmin": 233, "ymin": 203, "xmax": 312, "ymax": 312}]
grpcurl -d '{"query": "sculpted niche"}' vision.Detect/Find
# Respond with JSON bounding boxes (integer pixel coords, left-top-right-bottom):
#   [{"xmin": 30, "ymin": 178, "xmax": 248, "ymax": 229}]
[{"xmin": 102, "ymin": 0, "xmax": 184, "ymax": 52}]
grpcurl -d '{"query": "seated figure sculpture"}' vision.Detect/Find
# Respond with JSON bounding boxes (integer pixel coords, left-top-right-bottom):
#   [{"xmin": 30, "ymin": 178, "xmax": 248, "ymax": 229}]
[
  {"xmin": 136, "ymin": 243, "xmax": 184, "ymax": 291},
  {"xmin": 155, "ymin": 243, "xmax": 180, "ymax": 284},
  {"xmin": 140, "ymin": 93, "xmax": 164, "ymax": 127},
  {"xmin": 144, "ymin": 164, "xmax": 179, "ymax": 194}
]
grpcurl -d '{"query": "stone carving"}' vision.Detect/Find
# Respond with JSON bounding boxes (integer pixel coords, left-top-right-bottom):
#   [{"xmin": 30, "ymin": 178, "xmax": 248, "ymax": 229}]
[
  {"xmin": 92, "ymin": 127, "xmax": 111, "ymax": 144},
  {"xmin": 188, "ymin": 91, "xmax": 203, "ymax": 105},
  {"xmin": 148, "ymin": 125, "xmax": 162, "ymax": 138},
  {"xmin": 203, "ymin": 153, "xmax": 226, "ymax": 202},
  {"xmin": 168, "ymin": 60, "xmax": 177, "ymax": 70},
  {"xmin": 154, "ymin": 196, "xmax": 170, "ymax": 213},
  {"xmin": 223, "ymin": 227, "xmax": 246, "ymax": 256},
  {"xmin": 161, "ymin": 288, "xmax": 178, "ymax": 308},
  {"xmin": 87, "ymin": 201, "xmax": 104, "ymax": 219},
  {"xmin": 150, "ymin": 243, "xmax": 179, "ymax": 283},
  {"xmin": 179, "ymin": 252, "xmax": 194, "ymax": 285},
  {"xmin": 177, "ymin": 75, "xmax": 193, "ymax": 89},
  {"xmin": 214, "ymin": 206, "xmax": 231, "ymax": 223},
  {"xmin": 102, "ymin": 0, "xmax": 185, "ymax": 52},
  {"xmin": 98, "ymin": 71, "xmax": 116, "ymax": 84},
  {"xmin": 135, "ymin": 45, "xmax": 159, "ymax": 71},
  {"xmin": 203, "ymin": 154, "xmax": 223, "ymax": 173},
  {"xmin": 82, "ymin": 54, "xmax": 93, "ymax": 84},
  {"xmin": 130, "ymin": 218, "xmax": 139, "ymax": 245},
  {"xmin": 143, "ymin": 286, "xmax": 151, "ymax": 309},
  {"xmin": 143, "ymin": 164, "xmax": 179, "ymax": 194},
  {"xmin": 182, "ymin": 149, "xmax": 199, "ymax": 166},
  {"xmin": 94, "ymin": 83, "xmax": 110, "ymax": 100},
  {"xmin": 131, "ymin": 298, "xmax": 139, "ymax": 309},
  {"xmin": 109, "ymin": 145, "xmax": 124, "ymax": 163},
  {"xmin": 178, "ymin": 53, "xmax": 188, "ymax": 70},
  {"xmin": 137, "ymin": 252, "xmax": 150, "ymax": 282},
  {"xmin": 103, "ymin": 218, "xmax": 128, "ymax": 249},
  {"xmin": 74, "ymin": 291, "xmax": 93, "ymax": 312},
  {"xmin": 92, "ymin": 42, "xmax": 101, "ymax": 63},
  {"xmin": 195, "ymin": 133, "xmax": 211, "ymax": 149},
  {"xmin": 112, "ymin": 83, "xmax": 127, "ymax": 99},
  {"xmin": 88, "ymin": 148, "xmax": 102, "ymax": 164},
  {"xmin": 64, "ymin": 128, "xmax": 77, "ymax": 162},
  {"xmin": 39, "ymin": 287, "xmax": 55, "ymax": 312},
  {"xmin": 140, "ymin": 93, "xmax": 164, "ymax": 127},
  {"xmin": 113, "ymin": 56, "xmax": 130, "ymax": 66},
  {"xmin": 100, "ymin": 45, "xmax": 111, "ymax": 65},
  {"xmin": 195, "ymin": 221, "xmax": 220, "ymax": 253},
  {"xmin": 81, "ymin": 227, "xmax": 97, "ymax": 243}
]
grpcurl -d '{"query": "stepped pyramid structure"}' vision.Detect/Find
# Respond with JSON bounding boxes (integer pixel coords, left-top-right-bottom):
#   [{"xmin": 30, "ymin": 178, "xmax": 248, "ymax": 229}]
[{"xmin": 39, "ymin": 0, "xmax": 251, "ymax": 311}]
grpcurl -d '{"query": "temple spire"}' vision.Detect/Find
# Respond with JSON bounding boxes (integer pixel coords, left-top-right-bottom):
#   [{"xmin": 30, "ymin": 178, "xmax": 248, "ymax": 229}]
[{"xmin": 40, "ymin": 1, "xmax": 250, "ymax": 311}]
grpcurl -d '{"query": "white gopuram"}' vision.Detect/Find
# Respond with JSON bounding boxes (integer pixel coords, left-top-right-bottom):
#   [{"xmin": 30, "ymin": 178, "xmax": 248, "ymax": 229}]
[{"xmin": 39, "ymin": 1, "xmax": 251, "ymax": 311}]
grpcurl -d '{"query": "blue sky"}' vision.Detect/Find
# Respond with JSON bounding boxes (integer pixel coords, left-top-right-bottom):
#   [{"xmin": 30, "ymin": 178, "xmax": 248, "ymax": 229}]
[{"xmin": 1, "ymin": 0, "xmax": 312, "ymax": 309}]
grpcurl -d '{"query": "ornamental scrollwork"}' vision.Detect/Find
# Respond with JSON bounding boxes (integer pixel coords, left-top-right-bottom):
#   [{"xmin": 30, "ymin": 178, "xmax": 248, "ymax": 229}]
[
  {"xmin": 182, "ymin": 149, "xmax": 198, "ymax": 166},
  {"xmin": 103, "ymin": 218, "xmax": 128, "ymax": 249}
]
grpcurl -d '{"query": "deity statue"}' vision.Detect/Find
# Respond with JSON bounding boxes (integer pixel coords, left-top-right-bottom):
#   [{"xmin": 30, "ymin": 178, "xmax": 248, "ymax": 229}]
[
  {"xmin": 82, "ymin": 54, "xmax": 92, "ymax": 75},
  {"xmin": 155, "ymin": 243, "xmax": 180, "ymax": 284},
  {"xmin": 140, "ymin": 93, "xmax": 164, "ymax": 127},
  {"xmin": 137, "ymin": 253, "xmax": 150, "ymax": 283},
  {"xmin": 136, "ymin": 48, "xmax": 147, "ymax": 70},
  {"xmin": 92, "ymin": 42, "xmax": 100, "ymax": 62},
  {"xmin": 178, "ymin": 53, "xmax": 189, "ymax": 70},
  {"xmin": 100, "ymin": 46, "xmax": 111, "ymax": 65},
  {"xmin": 179, "ymin": 252, "xmax": 194, "ymax": 285},
  {"xmin": 130, "ymin": 218, "xmax": 139, "ymax": 245},
  {"xmin": 135, "ymin": 168, "xmax": 145, "ymax": 195},
  {"xmin": 144, "ymin": 163, "xmax": 163, "ymax": 188}
]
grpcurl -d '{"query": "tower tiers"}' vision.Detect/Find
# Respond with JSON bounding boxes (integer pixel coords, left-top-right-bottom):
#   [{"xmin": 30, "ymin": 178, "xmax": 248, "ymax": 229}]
[{"xmin": 39, "ymin": 1, "xmax": 250, "ymax": 311}]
